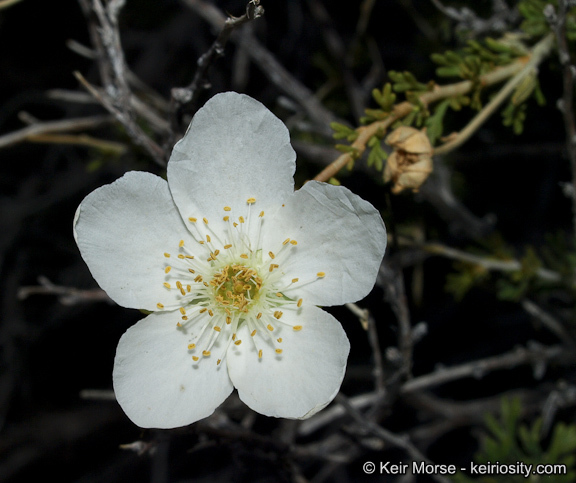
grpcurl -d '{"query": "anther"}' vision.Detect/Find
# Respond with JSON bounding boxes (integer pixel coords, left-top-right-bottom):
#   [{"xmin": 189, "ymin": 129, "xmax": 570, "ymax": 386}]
[
  {"xmin": 267, "ymin": 324, "xmax": 274, "ymax": 331},
  {"xmin": 224, "ymin": 206, "xmax": 231, "ymax": 211},
  {"xmin": 226, "ymin": 316, "xmax": 232, "ymax": 324},
  {"xmin": 188, "ymin": 217, "xmax": 197, "ymax": 223},
  {"xmin": 297, "ymin": 298, "xmax": 303, "ymax": 307},
  {"xmin": 234, "ymin": 340, "xmax": 242, "ymax": 345},
  {"xmin": 202, "ymin": 350, "xmax": 211, "ymax": 357},
  {"xmin": 247, "ymin": 197, "xmax": 256, "ymax": 204},
  {"xmin": 277, "ymin": 338, "xmax": 283, "ymax": 343},
  {"xmin": 165, "ymin": 266, "xmax": 171, "ymax": 274},
  {"xmin": 259, "ymin": 211, "xmax": 264, "ymax": 217},
  {"xmin": 269, "ymin": 251, "xmax": 275, "ymax": 259},
  {"xmin": 206, "ymin": 235, "xmax": 211, "ymax": 243},
  {"xmin": 203, "ymin": 217, "xmax": 209, "ymax": 224},
  {"xmin": 293, "ymin": 325, "xmax": 303, "ymax": 331},
  {"xmin": 199, "ymin": 308, "xmax": 207, "ymax": 314},
  {"xmin": 239, "ymin": 216, "xmax": 245, "ymax": 223},
  {"xmin": 223, "ymin": 216, "xmax": 230, "ymax": 221},
  {"xmin": 163, "ymin": 282, "xmax": 171, "ymax": 289},
  {"xmin": 317, "ymin": 272, "xmax": 326, "ymax": 278},
  {"xmin": 240, "ymin": 254, "xmax": 248, "ymax": 259},
  {"xmin": 275, "ymin": 349, "xmax": 283, "ymax": 354},
  {"xmin": 291, "ymin": 278, "xmax": 299, "ymax": 283},
  {"xmin": 179, "ymin": 307, "xmax": 186, "ymax": 315},
  {"xmin": 179, "ymin": 240, "xmax": 185, "ymax": 247},
  {"xmin": 274, "ymin": 311, "xmax": 283, "ymax": 319},
  {"xmin": 164, "ymin": 252, "xmax": 171, "ymax": 258},
  {"xmin": 217, "ymin": 359, "xmax": 221, "ymax": 365},
  {"xmin": 188, "ymin": 343, "xmax": 196, "ymax": 350},
  {"xmin": 282, "ymin": 238, "xmax": 290, "ymax": 245},
  {"xmin": 290, "ymin": 240, "xmax": 298, "ymax": 245},
  {"xmin": 258, "ymin": 349, "xmax": 263, "ymax": 358},
  {"xmin": 269, "ymin": 264, "xmax": 279, "ymax": 272},
  {"xmin": 214, "ymin": 326, "xmax": 221, "ymax": 332},
  {"xmin": 156, "ymin": 303, "xmax": 164, "ymax": 309},
  {"xmin": 251, "ymin": 329, "xmax": 257, "ymax": 337},
  {"xmin": 256, "ymin": 312, "xmax": 262, "ymax": 319},
  {"xmin": 276, "ymin": 293, "xmax": 283, "ymax": 297},
  {"xmin": 192, "ymin": 356, "xmax": 199, "ymax": 361},
  {"xmin": 224, "ymin": 244, "xmax": 232, "ymax": 249}
]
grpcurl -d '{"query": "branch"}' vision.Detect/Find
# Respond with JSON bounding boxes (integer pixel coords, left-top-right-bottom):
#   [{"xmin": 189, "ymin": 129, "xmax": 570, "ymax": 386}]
[
  {"xmin": 313, "ymin": 34, "xmax": 554, "ymax": 182},
  {"xmin": 171, "ymin": 0, "xmax": 264, "ymax": 125}
]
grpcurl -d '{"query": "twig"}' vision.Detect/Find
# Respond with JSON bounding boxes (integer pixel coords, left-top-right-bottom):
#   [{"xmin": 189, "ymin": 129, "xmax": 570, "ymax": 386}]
[
  {"xmin": 346, "ymin": 303, "xmax": 385, "ymax": 393},
  {"xmin": 400, "ymin": 343, "xmax": 568, "ymax": 395},
  {"xmin": 313, "ymin": 34, "xmax": 552, "ymax": 182},
  {"xmin": 521, "ymin": 299, "xmax": 576, "ymax": 346},
  {"xmin": 171, "ymin": 0, "xmax": 264, "ymax": 126},
  {"xmin": 18, "ymin": 276, "xmax": 112, "ymax": 305},
  {"xmin": 181, "ymin": 0, "xmax": 337, "ymax": 133},
  {"xmin": 434, "ymin": 33, "xmax": 555, "ymax": 155},
  {"xmin": 25, "ymin": 133, "xmax": 127, "ymax": 153},
  {"xmin": 0, "ymin": 114, "xmax": 114, "ymax": 150},
  {"xmin": 550, "ymin": 1, "xmax": 576, "ymax": 239},
  {"xmin": 422, "ymin": 242, "xmax": 566, "ymax": 285},
  {"xmin": 335, "ymin": 393, "xmax": 452, "ymax": 483},
  {"xmin": 74, "ymin": 71, "xmax": 166, "ymax": 166}
]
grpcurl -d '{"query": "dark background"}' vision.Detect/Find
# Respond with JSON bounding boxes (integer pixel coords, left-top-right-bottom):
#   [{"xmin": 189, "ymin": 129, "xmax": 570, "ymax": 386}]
[{"xmin": 0, "ymin": 1, "xmax": 574, "ymax": 482}]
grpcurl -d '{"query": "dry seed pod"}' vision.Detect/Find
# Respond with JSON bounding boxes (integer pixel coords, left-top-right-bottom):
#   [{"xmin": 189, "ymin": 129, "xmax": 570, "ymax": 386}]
[{"xmin": 384, "ymin": 126, "xmax": 433, "ymax": 194}]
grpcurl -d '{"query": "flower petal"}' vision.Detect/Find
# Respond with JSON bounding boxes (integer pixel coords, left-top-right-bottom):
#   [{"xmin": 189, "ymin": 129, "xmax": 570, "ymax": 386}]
[
  {"xmin": 167, "ymin": 92, "xmax": 296, "ymax": 228},
  {"xmin": 226, "ymin": 305, "xmax": 349, "ymax": 419},
  {"xmin": 113, "ymin": 311, "xmax": 234, "ymax": 428},
  {"xmin": 262, "ymin": 181, "xmax": 386, "ymax": 306},
  {"xmin": 74, "ymin": 171, "xmax": 191, "ymax": 310}
]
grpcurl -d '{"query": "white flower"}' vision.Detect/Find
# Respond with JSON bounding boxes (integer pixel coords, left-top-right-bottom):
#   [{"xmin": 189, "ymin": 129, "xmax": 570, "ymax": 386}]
[{"xmin": 73, "ymin": 92, "xmax": 387, "ymax": 429}]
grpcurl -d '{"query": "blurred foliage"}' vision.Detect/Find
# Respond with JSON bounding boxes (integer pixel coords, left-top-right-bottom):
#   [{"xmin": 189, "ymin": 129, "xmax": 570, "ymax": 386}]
[{"xmin": 453, "ymin": 397, "xmax": 576, "ymax": 482}]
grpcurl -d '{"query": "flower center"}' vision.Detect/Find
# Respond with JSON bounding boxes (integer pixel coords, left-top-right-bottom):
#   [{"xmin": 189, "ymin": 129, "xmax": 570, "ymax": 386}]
[
  {"xmin": 211, "ymin": 264, "xmax": 262, "ymax": 313},
  {"xmin": 156, "ymin": 197, "xmax": 325, "ymax": 365}
]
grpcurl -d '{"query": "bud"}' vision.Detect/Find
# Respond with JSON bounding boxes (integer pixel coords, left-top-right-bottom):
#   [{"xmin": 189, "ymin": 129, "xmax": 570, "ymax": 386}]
[{"xmin": 383, "ymin": 126, "xmax": 433, "ymax": 194}]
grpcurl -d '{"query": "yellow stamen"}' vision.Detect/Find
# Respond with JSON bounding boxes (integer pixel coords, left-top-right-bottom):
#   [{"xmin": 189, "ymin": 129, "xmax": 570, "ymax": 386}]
[
  {"xmin": 224, "ymin": 244, "xmax": 232, "ymax": 249},
  {"xmin": 178, "ymin": 254, "xmax": 185, "ymax": 259},
  {"xmin": 258, "ymin": 349, "xmax": 263, "ymax": 358},
  {"xmin": 282, "ymin": 238, "xmax": 290, "ymax": 245},
  {"xmin": 164, "ymin": 252, "xmax": 171, "ymax": 258},
  {"xmin": 199, "ymin": 308, "xmax": 207, "ymax": 314},
  {"xmin": 156, "ymin": 303, "xmax": 164, "ymax": 309},
  {"xmin": 274, "ymin": 311, "xmax": 283, "ymax": 319},
  {"xmin": 277, "ymin": 338, "xmax": 283, "ymax": 343},
  {"xmin": 269, "ymin": 251, "xmax": 275, "ymax": 259},
  {"xmin": 223, "ymin": 215, "xmax": 230, "ymax": 221},
  {"xmin": 256, "ymin": 312, "xmax": 262, "ymax": 319},
  {"xmin": 251, "ymin": 329, "xmax": 257, "ymax": 337},
  {"xmin": 192, "ymin": 356, "xmax": 199, "ymax": 361},
  {"xmin": 188, "ymin": 217, "xmax": 197, "ymax": 223},
  {"xmin": 291, "ymin": 278, "xmax": 299, "ymax": 283},
  {"xmin": 179, "ymin": 240, "xmax": 185, "ymax": 247},
  {"xmin": 208, "ymin": 310, "xmax": 214, "ymax": 317},
  {"xmin": 217, "ymin": 359, "xmax": 221, "ymax": 365},
  {"xmin": 203, "ymin": 217, "xmax": 209, "ymax": 224},
  {"xmin": 276, "ymin": 292, "xmax": 283, "ymax": 297},
  {"xmin": 206, "ymin": 235, "xmax": 211, "ymax": 243},
  {"xmin": 214, "ymin": 326, "xmax": 221, "ymax": 332},
  {"xmin": 234, "ymin": 340, "xmax": 242, "ymax": 345},
  {"xmin": 181, "ymin": 316, "xmax": 188, "ymax": 321},
  {"xmin": 317, "ymin": 272, "xmax": 326, "ymax": 278},
  {"xmin": 240, "ymin": 253, "xmax": 248, "ymax": 259},
  {"xmin": 275, "ymin": 348, "xmax": 283, "ymax": 354},
  {"xmin": 224, "ymin": 206, "xmax": 231, "ymax": 211},
  {"xmin": 179, "ymin": 307, "xmax": 186, "ymax": 315},
  {"xmin": 267, "ymin": 324, "xmax": 274, "ymax": 331},
  {"xmin": 297, "ymin": 298, "xmax": 303, "ymax": 307},
  {"xmin": 247, "ymin": 197, "xmax": 256, "ymax": 204},
  {"xmin": 165, "ymin": 266, "xmax": 171, "ymax": 274},
  {"xmin": 259, "ymin": 211, "xmax": 264, "ymax": 217},
  {"xmin": 226, "ymin": 316, "xmax": 232, "ymax": 325},
  {"xmin": 188, "ymin": 343, "xmax": 196, "ymax": 350},
  {"xmin": 239, "ymin": 216, "xmax": 245, "ymax": 223},
  {"xmin": 290, "ymin": 240, "xmax": 298, "ymax": 245},
  {"xmin": 293, "ymin": 325, "xmax": 303, "ymax": 331},
  {"xmin": 163, "ymin": 282, "xmax": 171, "ymax": 289},
  {"xmin": 202, "ymin": 350, "xmax": 211, "ymax": 357}
]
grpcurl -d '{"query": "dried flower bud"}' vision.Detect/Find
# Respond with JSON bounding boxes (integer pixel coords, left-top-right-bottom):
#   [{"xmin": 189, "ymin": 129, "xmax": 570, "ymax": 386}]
[{"xmin": 383, "ymin": 126, "xmax": 433, "ymax": 194}]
